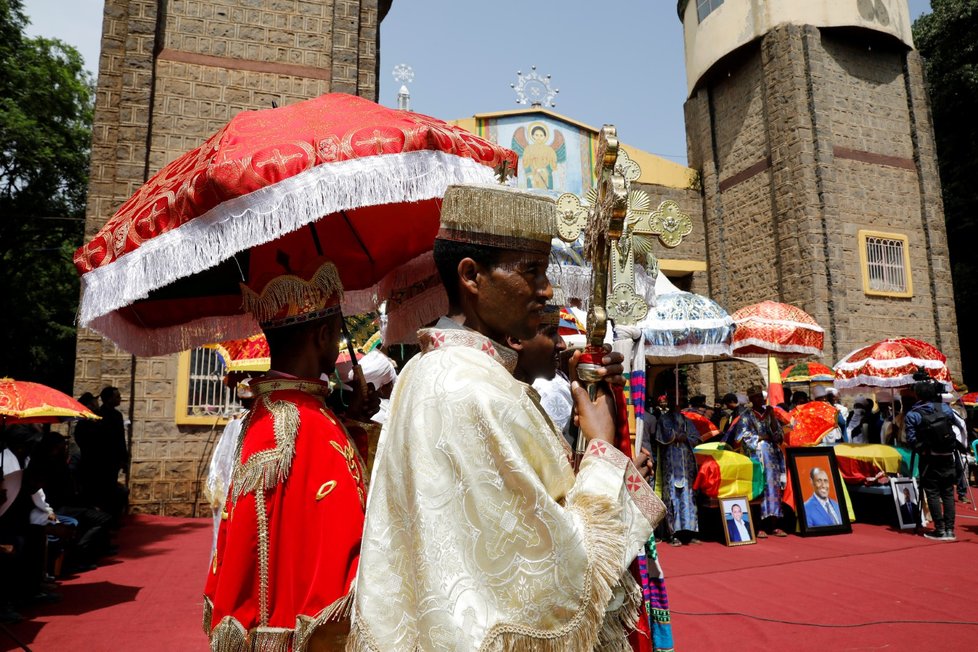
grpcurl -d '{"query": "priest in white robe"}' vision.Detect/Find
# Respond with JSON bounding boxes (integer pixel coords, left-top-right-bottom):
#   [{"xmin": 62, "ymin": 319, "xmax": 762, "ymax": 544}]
[{"xmin": 349, "ymin": 185, "xmax": 664, "ymax": 652}]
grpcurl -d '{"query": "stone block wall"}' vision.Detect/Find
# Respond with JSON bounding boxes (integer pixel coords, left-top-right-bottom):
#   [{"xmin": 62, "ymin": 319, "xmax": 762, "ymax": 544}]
[
  {"xmin": 684, "ymin": 23, "xmax": 961, "ymax": 398},
  {"xmin": 76, "ymin": 0, "xmax": 385, "ymax": 516}
]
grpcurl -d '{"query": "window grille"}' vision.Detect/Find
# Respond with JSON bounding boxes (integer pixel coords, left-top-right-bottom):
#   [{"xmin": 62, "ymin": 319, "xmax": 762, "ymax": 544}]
[
  {"xmin": 697, "ymin": 0, "xmax": 724, "ymax": 22},
  {"xmin": 864, "ymin": 236, "xmax": 908, "ymax": 294},
  {"xmin": 182, "ymin": 348, "xmax": 241, "ymax": 419}
]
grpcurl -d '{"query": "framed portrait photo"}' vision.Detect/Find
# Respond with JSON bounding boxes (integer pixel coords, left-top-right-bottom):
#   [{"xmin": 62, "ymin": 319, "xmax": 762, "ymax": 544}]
[
  {"xmin": 891, "ymin": 477, "xmax": 923, "ymax": 530},
  {"xmin": 720, "ymin": 495, "xmax": 756, "ymax": 546},
  {"xmin": 786, "ymin": 447, "xmax": 852, "ymax": 536}
]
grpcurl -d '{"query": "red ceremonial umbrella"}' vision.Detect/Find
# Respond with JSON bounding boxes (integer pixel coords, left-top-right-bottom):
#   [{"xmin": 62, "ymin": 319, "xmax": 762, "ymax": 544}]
[
  {"xmin": 731, "ymin": 301, "xmax": 823, "ymax": 409},
  {"xmin": 782, "ymin": 361, "xmax": 835, "ymax": 384},
  {"xmin": 681, "ymin": 410, "xmax": 721, "ymax": 442},
  {"xmin": 204, "ymin": 334, "xmax": 270, "ymax": 373},
  {"xmin": 731, "ymin": 301, "xmax": 824, "ymax": 357},
  {"xmin": 833, "ymin": 337, "xmax": 951, "ymax": 391},
  {"xmin": 0, "ymin": 378, "xmax": 99, "ymax": 425},
  {"xmin": 74, "ymin": 93, "xmax": 515, "ymax": 356},
  {"xmin": 785, "ymin": 401, "xmax": 838, "ymax": 447}
]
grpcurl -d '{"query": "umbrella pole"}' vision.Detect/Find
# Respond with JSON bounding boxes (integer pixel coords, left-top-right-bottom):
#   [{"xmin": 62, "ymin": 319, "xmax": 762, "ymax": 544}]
[
  {"xmin": 675, "ymin": 364, "xmax": 679, "ymax": 404},
  {"xmin": 339, "ymin": 315, "xmax": 368, "ymax": 401}
]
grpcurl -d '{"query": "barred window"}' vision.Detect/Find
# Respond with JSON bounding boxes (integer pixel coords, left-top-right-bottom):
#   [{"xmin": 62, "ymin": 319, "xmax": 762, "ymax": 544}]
[
  {"xmin": 859, "ymin": 230, "xmax": 912, "ymax": 298},
  {"xmin": 175, "ymin": 348, "xmax": 241, "ymax": 425},
  {"xmin": 697, "ymin": 0, "xmax": 724, "ymax": 22}
]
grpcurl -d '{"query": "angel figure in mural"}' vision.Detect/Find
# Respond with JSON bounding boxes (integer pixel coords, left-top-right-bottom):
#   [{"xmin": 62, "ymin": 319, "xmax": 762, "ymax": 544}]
[{"xmin": 511, "ymin": 122, "xmax": 566, "ymax": 189}]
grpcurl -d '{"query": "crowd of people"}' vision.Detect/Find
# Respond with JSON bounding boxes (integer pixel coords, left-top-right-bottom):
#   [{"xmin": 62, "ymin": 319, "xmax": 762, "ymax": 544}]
[
  {"xmin": 0, "ymin": 386, "xmax": 130, "ymax": 624},
  {"xmin": 629, "ymin": 375, "xmax": 976, "ymax": 547}
]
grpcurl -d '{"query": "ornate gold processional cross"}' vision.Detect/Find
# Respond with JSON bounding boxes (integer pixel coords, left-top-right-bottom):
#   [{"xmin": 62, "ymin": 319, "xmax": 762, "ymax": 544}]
[{"xmin": 555, "ymin": 129, "xmax": 693, "ymax": 326}]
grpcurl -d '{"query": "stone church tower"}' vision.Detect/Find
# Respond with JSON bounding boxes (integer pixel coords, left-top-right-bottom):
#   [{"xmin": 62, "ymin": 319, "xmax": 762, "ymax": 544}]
[
  {"xmin": 679, "ymin": 0, "xmax": 961, "ymax": 389},
  {"xmin": 75, "ymin": 0, "xmax": 390, "ymax": 516}
]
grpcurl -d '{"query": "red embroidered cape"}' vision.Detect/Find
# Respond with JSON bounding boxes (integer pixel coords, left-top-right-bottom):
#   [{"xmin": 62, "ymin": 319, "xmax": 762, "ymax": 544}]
[{"xmin": 203, "ymin": 376, "xmax": 365, "ymax": 650}]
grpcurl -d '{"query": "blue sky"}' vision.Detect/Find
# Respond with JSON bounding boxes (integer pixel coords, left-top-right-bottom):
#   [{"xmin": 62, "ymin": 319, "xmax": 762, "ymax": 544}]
[{"xmin": 24, "ymin": 0, "xmax": 933, "ymax": 165}]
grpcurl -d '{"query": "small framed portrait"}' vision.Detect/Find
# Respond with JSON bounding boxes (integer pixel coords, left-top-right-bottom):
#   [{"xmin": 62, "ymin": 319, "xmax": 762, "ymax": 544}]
[
  {"xmin": 786, "ymin": 447, "xmax": 852, "ymax": 536},
  {"xmin": 891, "ymin": 477, "xmax": 922, "ymax": 530},
  {"xmin": 720, "ymin": 495, "xmax": 756, "ymax": 546}
]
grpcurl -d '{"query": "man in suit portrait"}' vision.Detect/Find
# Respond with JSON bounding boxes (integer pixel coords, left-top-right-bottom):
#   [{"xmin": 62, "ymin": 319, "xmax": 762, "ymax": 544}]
[
  {"xmin": 803, "ymin": 467, "xmax": 843, "ymax": 527},
  {"xmin": 726, "ymin": 502, "xmax": 753, "ymax": 542},
  {"xmin": 899, "ymin": 486, "xmax": 918, "ymax": 525}
]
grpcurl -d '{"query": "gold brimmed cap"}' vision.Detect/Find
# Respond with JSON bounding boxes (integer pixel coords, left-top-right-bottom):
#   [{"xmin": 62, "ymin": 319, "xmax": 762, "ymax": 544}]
[
  {"xmin": 240, "ymin": 261, "xmax": 344, "ymax": 329},
  {"xmin": 437, "ymin": 184, "xmax": 556, "ymax": 255}
]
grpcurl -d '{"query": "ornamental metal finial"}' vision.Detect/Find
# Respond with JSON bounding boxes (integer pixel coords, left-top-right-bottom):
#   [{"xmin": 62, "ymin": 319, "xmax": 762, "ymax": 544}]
[
  {"xmin": 392, "ymin": 64, "xmax": 414, "ymax": 84},
  {"xmin": 510, "ymin": 65, "xmax": 559, "ymax": 108},
  {"xmin": 392, "ymin": 64, "xmax": 414, "ymax": 111}
]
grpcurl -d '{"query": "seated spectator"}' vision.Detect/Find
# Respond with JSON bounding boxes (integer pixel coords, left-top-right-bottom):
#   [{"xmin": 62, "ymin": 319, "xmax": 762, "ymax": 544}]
[
  {"xmin": 0, "ymin": 425, "xmax": 58, "ymax": 614},
  {"xmin": 32, "ymin": 430, "xmax": 114, "ymax": 571}
]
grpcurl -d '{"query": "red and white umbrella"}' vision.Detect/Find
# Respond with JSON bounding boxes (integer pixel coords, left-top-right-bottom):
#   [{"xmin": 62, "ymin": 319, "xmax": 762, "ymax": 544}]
[
  {"xmin": 730, "ymin": 301, "xmax": 824, "ymax": 357},
  {"xmin": 834, "ymin": 337, "xmax": 951, "ymax": 390},
  {"xmin": 74, "ymin": 93, "xmax": 515, "ymax": 356}
]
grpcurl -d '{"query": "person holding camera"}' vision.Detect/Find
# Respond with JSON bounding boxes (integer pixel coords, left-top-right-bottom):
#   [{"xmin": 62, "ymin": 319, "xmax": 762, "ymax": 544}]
[{"xmin": 905, "ymin": 370, "xmax": 964, "ymax": 541}]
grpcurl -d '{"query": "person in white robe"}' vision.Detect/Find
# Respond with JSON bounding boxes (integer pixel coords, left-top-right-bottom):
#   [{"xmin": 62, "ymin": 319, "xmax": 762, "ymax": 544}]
[{"xmin": 349, "ymin": 184, "xmax": 664, "ymax": 652}]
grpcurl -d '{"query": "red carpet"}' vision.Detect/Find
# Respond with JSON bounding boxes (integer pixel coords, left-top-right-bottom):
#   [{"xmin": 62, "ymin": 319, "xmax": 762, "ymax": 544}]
[
  {"xmin": 3, "ymin": 515, "xmax": 211, "ymax": 652},
  {"xmin": 3, "ymin": 513, "xmax": 977, "ymax": 651},
  {"xmin": 659, "ymin": 512, "xmax": 978, "ymax": 651}
]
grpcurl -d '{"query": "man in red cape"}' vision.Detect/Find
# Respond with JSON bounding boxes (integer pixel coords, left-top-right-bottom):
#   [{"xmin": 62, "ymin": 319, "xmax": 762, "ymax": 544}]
[{"xmin": 204, "ymin": 262, "xmax": 366, "ymax": 651}]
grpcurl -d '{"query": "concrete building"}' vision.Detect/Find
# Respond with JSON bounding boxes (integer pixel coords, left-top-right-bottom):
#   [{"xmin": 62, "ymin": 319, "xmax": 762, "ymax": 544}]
[
  {"xmin": 679, "ymin": 0, "xmax": 961, "ymax": 392},
  {"xmin": 75, "ymin": 0, "xmax": 390, "ymax": 516}
]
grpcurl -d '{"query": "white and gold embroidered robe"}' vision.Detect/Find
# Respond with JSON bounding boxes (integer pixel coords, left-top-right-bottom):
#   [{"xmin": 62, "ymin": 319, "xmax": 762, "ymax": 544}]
[{"xmin": 349, "ymin": 326, "xmax": 664, "ymax": 651}]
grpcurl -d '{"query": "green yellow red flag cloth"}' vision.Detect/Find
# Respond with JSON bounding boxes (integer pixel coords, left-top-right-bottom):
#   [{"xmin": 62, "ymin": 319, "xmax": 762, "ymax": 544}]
[
  {"xmin": 767, "ymin": 355, "xmax": 784, "ymax": 407},
  {"xmin": 833, "ymin": 443, "xmax": 902, "ymax": 482},
  {"xmin": 693, "ymin": 442, "xmax": 764, "ymax": 500}
]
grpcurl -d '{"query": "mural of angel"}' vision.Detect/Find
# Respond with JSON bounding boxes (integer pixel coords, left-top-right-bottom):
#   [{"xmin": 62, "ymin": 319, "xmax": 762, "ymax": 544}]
[{"xmin": 511, "ymin": 122, "xmax": 566, "ymax": 189}]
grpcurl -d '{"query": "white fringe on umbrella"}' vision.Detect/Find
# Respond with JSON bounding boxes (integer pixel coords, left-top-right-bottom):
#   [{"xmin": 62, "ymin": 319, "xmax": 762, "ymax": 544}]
[
  {"xmin": 78, "ymin": 150, "xmax": 496, "ymax": 354},
  {"xmin": 731, "ymin": 338, "xmax": 823, "ymax": 356},
  {"xmin": 85, "ymin": 251, "xmax": 450, "ymax": 357}
]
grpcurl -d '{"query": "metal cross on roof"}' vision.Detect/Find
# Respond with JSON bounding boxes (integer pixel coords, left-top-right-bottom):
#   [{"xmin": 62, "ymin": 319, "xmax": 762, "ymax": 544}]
[{"xmin": 511, "ymin": 66, "xmax": 559, "ymax": 108}]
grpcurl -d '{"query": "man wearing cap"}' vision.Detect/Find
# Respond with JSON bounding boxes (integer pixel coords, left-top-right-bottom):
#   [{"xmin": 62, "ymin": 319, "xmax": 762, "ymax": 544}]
[
  {"xmin": 350, "ymin": 185, "xmax": 663, "ymax": 651},
  {"xmin": 204, "ymin": 262, "xmax": 368, "ymax": 651},
  {"xmin": 511, "ymin": 304, "xmax": 573, "ymax": 441},
  {"xmin": 727, "ymin": 386, "xmax": 788, "ymax": 537}
]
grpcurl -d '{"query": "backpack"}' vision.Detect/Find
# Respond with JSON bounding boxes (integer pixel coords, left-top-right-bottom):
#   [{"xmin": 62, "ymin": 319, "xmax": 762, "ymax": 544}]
[{"xmin": 915, "ymin": 403, "xmax": 955, "ymax": 454}]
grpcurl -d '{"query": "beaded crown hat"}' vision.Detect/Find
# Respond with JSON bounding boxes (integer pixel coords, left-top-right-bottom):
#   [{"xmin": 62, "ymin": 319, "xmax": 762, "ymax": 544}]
[
  {"xmin": 240, "ymin": 261, "xmax": 344, "ymax": 330},
  {"xmin": 436, "ymin": 184, "xmax": 556, "ymax": 255}
]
